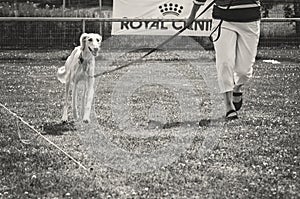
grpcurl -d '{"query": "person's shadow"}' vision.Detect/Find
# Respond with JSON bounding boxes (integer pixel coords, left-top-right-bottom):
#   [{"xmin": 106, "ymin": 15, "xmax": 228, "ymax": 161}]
[{"xmin": 147, "ymin": 119, "xmax": 217, "ymax": 129}]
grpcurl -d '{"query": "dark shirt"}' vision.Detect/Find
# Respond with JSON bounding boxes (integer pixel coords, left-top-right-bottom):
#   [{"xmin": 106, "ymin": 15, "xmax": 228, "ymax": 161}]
[
  {"xmin": 194, "ymin": 0, "xmax": 261, "ymax": 22},
  {"xmin": 194, "ymin": 0, "xmax": 260, "ymax": 7}
]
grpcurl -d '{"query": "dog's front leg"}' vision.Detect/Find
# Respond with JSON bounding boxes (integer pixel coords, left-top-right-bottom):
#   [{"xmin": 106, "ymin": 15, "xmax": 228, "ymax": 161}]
[
  {"xmin": 72, "ymin": 79, "xmax": 79, "ymax": 120},
  {"xmin": 83, "ymin": 77, "xmax": 95, "ymax": 123},
  {"xmin": 81, "ymin": 80, "xmax": 87, "ymax": 119}
]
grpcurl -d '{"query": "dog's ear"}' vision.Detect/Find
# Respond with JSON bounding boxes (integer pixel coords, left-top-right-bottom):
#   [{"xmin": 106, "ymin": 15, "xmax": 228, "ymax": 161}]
[
  {"xmin": 80, "ymin": 33, "xmax": 89, "ymax": 50},
  {"xmin": 96, "ymin": 34, "xmax": 102, "ymax": 47},
  {"xmin": 97, "ymin": 34, "xmax": 102, "ymax": 42}
]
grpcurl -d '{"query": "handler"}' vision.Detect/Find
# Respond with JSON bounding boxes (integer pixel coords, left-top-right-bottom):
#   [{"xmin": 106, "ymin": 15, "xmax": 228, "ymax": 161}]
[{"xmin": 186, "ymin": 0, "xmax": 261, "ymax": 120}]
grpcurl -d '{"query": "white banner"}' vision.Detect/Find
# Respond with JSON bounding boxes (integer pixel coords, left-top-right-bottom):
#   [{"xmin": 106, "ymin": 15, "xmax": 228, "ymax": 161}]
[{"xmin": 112, "ymin": 0, "xmax": 213, "ymax": 36}]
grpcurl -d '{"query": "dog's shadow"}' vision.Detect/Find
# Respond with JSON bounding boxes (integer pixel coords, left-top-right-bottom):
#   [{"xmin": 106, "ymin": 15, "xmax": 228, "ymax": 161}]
[
  {"xmin": 42, "ymin": 121, "xmax": 76, "ymax": 135},
  {"xmin": 41, "ymin": 118, "xmax": 221, "ymax": 136}
]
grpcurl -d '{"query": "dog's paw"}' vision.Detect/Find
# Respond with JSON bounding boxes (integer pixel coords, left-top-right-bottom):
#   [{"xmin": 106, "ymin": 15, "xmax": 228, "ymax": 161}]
[
  {"xmin": 62, "ymin": 117, "xmax": 68, "ymax": 123},
  {"xmin": 73, "ymin": 113, "xmax": 79, "ymax": 120},
  {"xmin": 61, "ymin": 120, "xmax": 68, "ymax": 124},
  {"xmin": 83, "ymin": 114, "xmax": 90, "ymax": 123}
]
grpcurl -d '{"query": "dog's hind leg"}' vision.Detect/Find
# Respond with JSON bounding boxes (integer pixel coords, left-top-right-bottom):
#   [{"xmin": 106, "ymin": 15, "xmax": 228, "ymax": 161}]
[
  {"xmin": 81, "ymin": 80, "xmax": 88, "ymax": 119},
  {"xmin": 62, "ymin": 77, "xmax": 70, "ymax": 122}
]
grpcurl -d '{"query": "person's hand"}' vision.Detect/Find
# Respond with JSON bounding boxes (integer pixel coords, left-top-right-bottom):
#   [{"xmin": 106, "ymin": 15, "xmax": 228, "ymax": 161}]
[{"xmin": 185, "ymin": 16, "xmax": 195, "ymax": 30}]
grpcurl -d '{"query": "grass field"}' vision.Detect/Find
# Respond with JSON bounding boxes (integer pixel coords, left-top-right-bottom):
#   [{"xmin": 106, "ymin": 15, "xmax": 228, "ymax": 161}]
[{"xmin": 0, "ymin": 48, "xmax": 299, "ymax": 198}]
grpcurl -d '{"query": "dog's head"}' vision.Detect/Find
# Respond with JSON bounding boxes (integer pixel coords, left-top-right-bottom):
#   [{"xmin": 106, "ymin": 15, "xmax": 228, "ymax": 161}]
[{"xmin": 80, "ymin": 33, "xmax": 102, "ymax": 56}]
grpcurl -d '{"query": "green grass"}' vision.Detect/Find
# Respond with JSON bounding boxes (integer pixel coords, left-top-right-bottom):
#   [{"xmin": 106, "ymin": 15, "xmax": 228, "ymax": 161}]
[{"xmin": 0, "ymin": 48, "xmax": 299, "ymax": 198}]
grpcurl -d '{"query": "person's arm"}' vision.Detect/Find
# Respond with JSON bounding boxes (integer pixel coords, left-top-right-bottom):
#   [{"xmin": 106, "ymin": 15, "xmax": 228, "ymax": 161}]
[{"xmin": 186, "ymin": 1, "xmax": 206, "ymax": 29}]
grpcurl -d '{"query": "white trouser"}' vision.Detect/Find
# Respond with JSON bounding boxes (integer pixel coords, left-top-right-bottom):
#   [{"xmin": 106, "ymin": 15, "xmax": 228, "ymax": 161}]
[{"xmin": 212, "ymin": 20, "xmax": 260, "ymax": 93}]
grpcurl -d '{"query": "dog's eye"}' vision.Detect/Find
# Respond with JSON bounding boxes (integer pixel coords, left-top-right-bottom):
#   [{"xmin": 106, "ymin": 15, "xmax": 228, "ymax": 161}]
[
  {"xmin": 88, "ymin": 38, "xmax": 93, "ymax": 42},
  {"xmin": 96, "ymin": 39, "xmax": 100, "ymax": 42}
]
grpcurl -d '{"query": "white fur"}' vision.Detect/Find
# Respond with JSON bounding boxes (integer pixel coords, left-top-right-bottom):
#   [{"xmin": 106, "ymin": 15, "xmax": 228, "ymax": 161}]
[{"xmin": 57, "ymin": 33, "xmax": 102, "ymax": 123}]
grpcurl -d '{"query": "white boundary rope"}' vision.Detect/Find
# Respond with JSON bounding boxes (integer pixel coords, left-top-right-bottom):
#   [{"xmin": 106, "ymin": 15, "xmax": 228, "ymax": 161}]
[{"xmin": 0, "ymin": 102, "xmax": 89, "ymax": 171}]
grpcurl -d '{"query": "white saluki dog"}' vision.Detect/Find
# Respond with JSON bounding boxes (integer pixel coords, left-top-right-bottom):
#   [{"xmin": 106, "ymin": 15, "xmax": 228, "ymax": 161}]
[{"xmin": 57, "ymin": 33, "xmax": 102, "ymax": 123}]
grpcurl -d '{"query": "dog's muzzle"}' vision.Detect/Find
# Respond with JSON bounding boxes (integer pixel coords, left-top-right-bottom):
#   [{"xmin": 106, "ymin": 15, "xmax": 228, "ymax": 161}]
[{"xmin": 88, "ymin": 47, "xmax": 99, "ymax": 56}]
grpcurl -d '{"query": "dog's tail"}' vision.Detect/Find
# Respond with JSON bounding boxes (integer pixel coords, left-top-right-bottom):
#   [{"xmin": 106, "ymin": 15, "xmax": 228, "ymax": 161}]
[
  {"xmin": 57, "ymin": 66, "xmax": 67, "ymax": 84},
  {"xmin": 57, "ymin": 46, "xmax": 81, "ymax": 84}
]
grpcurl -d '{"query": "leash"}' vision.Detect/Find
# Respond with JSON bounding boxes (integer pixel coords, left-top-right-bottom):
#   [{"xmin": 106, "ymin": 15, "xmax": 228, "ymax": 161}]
[
  {"xmin": 209, "ymin": 0, "xmax": 233, "ymax": 42},
  {"xmin": 93, "ymin": 0, "xmax": 215, "ymax": 78}
]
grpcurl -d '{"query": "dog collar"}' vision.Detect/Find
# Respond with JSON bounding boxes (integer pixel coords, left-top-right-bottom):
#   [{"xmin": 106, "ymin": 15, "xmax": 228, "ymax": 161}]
[{"xmin": 79, "ymin": 52, "xmax": 84, "ymax": 64}]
